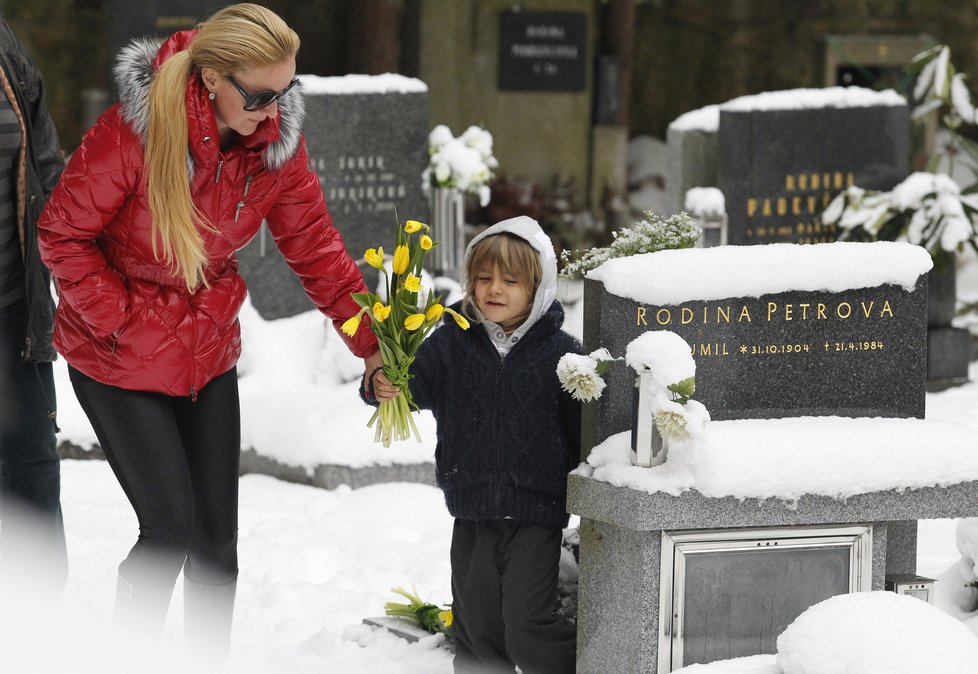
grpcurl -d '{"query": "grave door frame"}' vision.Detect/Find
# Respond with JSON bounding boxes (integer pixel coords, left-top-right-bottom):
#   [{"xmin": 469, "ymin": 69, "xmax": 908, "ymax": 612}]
[{"xmin": 658, "ymin": 523, "xmax": 874, "ymax": 672}]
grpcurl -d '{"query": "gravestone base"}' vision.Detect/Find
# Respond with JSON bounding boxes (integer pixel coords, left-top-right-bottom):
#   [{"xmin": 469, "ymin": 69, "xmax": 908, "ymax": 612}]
[
  {"xmin": 927, "ymin": 326, "xmax": 971, "ymax": 385},
  {"xmin": 568, "ymin": 473, "xmax": 978, "ymax": 674}
]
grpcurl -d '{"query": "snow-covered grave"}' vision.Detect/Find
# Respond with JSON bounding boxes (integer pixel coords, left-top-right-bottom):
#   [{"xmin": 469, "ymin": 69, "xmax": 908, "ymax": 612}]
[
  {"xmin": 236, "ymin": 73, "xmax": 430, "ymax": 320},
  {"xmin": 665, "ymin": 86, "xmax": 908, "ymax": 247},
  {"xmin": 567, "ymin": 241, "xmax": 978, "ymax": 673}
]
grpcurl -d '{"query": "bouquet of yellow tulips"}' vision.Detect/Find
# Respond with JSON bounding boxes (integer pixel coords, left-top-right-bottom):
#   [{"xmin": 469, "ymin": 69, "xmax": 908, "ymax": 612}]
[{"xmin": 343, "ymin": 218, "xmax": 470, "ymax": 447}]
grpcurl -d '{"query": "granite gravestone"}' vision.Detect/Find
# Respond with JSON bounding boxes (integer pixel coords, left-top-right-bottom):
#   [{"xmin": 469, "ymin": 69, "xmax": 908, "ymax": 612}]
[
  {"xmin": 718, "ymin": 89, "xmax": 909, "ymax": 246},
  {"xmin": 236, "ymin": 75, "xmax": 429, "ymax": 319},
  {"xmin": 580, "ymin": 242, "xmax": 929, "ymax": 457}
]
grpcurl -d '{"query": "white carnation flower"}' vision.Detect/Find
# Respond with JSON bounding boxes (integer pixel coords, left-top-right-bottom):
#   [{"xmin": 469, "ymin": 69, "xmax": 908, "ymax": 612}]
[
  {"xmin": 652, "ymin": 396, "xmax": 690, "ymax": 442},
  {"xmin": 556, "ymin": 353, "xmax": 606, "ymax": 402}
]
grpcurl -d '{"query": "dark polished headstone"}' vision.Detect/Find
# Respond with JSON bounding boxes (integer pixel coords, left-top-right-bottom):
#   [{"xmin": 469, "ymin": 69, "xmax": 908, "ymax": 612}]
[
  {"xmin": 582, "ymin": 273, "xmax": 928, "ymax": 453},
  {"xmin": 104, "ymin": 0, "xmax": 220, "ymax": 92},
  {"xmin": 237, "ymin": 77, "xmax": 429, "ymax": 319},
  {"xmin": 718, "ymin": 101, "xmax": 908, "ymax": 246},
  {"xmin": 927, "ymin": 326, "xmax": 971, "ymax": 385}
]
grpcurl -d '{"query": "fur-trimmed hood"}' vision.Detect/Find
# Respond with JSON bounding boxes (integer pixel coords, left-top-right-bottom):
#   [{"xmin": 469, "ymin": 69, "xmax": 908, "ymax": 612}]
[{"xmin": 112, "ymin": 30, "xmax": 305, "ymax": 170}]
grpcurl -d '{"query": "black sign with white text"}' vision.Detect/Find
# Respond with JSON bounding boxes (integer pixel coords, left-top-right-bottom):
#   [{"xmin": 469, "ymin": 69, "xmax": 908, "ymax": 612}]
[{"xmin": 498, "ymin": 11, "xmax": 587, "ymax": 91}]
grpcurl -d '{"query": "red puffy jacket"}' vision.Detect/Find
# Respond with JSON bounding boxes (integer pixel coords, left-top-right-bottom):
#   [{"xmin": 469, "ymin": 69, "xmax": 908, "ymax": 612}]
[{"xmin": 37, "ymin": 31, "xmax": 377, "ymax": 397}]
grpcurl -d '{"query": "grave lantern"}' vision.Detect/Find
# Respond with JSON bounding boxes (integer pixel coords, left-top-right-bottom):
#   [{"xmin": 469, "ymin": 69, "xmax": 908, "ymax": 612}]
[
  {"xmin": 694, "ymin": 212, "xmax": 728, "ymax": 248},
  {"xmin": 630, "ymin": 370, "xmax": 667, "ymax": 467},
  {"xmin": 885, "ymin": 574, "xmax": 936, "ymax": 604},
  {"xmin": 684, "ymin": 187, "xmax": 727, "ymax": 248}
]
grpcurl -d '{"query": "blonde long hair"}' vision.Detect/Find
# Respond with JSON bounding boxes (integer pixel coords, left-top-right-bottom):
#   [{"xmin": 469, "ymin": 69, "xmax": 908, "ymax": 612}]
[
  {"xmin": 463, "ymin": 233, "xmax": 542, "ymax": 332},
  {"xmin": 145, "ymin": 3, "xmax": 300, "ymax": 290}
]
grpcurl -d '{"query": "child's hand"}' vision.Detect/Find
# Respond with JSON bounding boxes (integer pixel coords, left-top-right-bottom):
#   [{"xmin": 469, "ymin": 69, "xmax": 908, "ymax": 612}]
[{"xmin": 371, "ymin": 369, "xmax": 401, "ymax": 402}]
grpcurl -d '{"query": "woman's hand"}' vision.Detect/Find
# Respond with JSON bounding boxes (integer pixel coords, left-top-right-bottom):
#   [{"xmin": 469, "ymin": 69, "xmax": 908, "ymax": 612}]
[{"xmin": 363, "ymin": 351, "xmax": 400, "ymax": 401}]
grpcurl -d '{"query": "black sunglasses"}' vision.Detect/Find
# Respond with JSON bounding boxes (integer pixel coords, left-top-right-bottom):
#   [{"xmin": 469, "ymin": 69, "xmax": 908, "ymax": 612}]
[{"xmin": 227, "ymin": 76, "xmax": 299, "ymax": 111}]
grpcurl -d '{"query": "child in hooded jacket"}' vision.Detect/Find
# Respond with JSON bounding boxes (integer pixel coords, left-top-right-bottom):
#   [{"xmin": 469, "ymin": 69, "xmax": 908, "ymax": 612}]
[{"xmin": 368, "ymin": 215, "xmax": 580, "ymax": 674}]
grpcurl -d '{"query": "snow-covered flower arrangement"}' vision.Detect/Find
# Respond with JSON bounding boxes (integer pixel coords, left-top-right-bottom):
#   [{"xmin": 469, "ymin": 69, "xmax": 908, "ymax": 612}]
[
  {"xmin": 625, "ymin": 331, "xmax": 710, "ymax": 442},
  {"xmin": 559, "ymin": 210, "xmax": 701, "ymax": 279},
  {"xmin": 556, "ymin": 348, "xmax": 617, "ymax": 402},
  {"xmin": 822, "ymin": 44, "xmax": 978, "ymax": 259},
  {"xmin": 822, "ymin": 173, "xmax": 978, "ymax": 258},
  {"xmin": 422, "ymin": 124, "xmax": 499, "ymax": 207}
]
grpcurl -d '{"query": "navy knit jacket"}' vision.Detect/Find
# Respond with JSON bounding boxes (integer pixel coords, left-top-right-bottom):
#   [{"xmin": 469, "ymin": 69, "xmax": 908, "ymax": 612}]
[{"xmin": 402, "ymin": 300, "xmax": 581, "ymax": 528}]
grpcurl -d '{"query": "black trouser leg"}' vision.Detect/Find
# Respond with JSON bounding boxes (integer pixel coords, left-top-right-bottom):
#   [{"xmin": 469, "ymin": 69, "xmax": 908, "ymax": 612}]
[
  {"xmin": 69, "ymin": 366, "xmax": 240, "ymax": 637},
  {"xmin": 0, "ymin": 300, "xmax": 66, "ymax": 589},
  {"xmin": 451, "ymin": 519, "xmax": 514, "ymax": 674},
  {"xmin": 450, "ymin": 519, "xmax": 577, "ymax": 674},
  {"xmin": 498, "ymin": 522, "xmax": 576, "ymax": 674}
]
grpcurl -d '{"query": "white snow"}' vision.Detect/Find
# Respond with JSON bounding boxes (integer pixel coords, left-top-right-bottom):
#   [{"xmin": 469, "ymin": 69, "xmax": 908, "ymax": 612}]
[
  {"xmin": 775, "ymin": 592, "xmax": 978, "ymax": 674},
  {"xmin": 586, "ymin": 241, "xmax": 933, "ymax": 305},
  {"xmin": 625, "ymin": 330, "xmax": 696, "ymax": 384},
  {"xmin": 578, "ymin": 415, "xmax": 978, "ymax": 501},
  {"xmin": 669, "ymin": 87, "xmax": 905, "ymax": 133},
  {"xmin": 298, "ymin": 73, "xmax": 427, "ymax": 95},
  {"xmin": 684, "ymin": 187, "xmax": 726, "ymax": 216}
]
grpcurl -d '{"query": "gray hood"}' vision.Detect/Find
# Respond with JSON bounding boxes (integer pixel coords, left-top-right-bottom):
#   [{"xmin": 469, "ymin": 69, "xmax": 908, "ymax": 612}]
[{"xmin": 464, "ymin": 215, "xmax": 557, "ymax": 345}]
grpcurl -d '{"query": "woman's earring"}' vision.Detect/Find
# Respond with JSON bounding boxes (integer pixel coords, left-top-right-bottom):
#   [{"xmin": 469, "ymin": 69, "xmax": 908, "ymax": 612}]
[{"xmin": 208, "ymin": 91, "xmax": 216, "ymax": 101}]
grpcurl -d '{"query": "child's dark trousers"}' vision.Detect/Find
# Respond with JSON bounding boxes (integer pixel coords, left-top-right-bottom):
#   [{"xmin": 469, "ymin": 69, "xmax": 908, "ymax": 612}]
[{"xmin": 450, "ymin": 518, "xmax": 576, "ymax": 674}]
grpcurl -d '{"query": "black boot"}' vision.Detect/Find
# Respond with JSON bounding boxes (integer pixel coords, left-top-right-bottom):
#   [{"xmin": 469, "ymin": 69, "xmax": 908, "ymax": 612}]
[
  {"xmin": 114, "ymin": 571, "xmax": 175, "ymax": 637},
  {"xmin": 183, "ymin": 574, "xmax": 237, "ymax": 661}
]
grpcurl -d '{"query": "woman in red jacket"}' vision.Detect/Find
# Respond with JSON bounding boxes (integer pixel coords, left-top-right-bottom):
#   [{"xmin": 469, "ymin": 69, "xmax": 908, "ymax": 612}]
[{"xmin": 37, "ymin": 3, "xmax": 380, "ymax": 651}]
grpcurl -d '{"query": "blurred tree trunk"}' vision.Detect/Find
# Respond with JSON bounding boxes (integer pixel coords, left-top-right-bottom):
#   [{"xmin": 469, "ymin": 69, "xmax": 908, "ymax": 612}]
[{"xmin": 349, "ymin": 0, "xmax": 404, "ymax": 74}]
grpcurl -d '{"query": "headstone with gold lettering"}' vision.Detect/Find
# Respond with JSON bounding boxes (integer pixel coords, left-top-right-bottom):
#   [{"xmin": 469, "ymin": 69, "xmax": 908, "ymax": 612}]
[
  {"xmin": 667, "ymin": 88, "xmax": 909, "ymax": 245},
  {"xmin": 718, "ymin": 87, "xmax": 908, "ymax": 246},
  {"xmin": 580, "ymin": 241, "xmax": 932, "ymax": 455},
  {"xmin": 236, "ymin": 74, "xmax": 429, "ymax": 319}
]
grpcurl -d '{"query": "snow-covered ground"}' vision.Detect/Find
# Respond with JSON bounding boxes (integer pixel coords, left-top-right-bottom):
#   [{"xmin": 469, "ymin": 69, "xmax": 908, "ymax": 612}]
[{"xmin": 8, "ymin": 362, "xmax": 974, "ymax": 674}]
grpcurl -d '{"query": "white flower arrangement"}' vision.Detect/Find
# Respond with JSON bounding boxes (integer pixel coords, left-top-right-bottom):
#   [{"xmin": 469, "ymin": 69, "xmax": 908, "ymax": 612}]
[
  {"xmin": 556, "ymin": 348, "xmax": 617, "ymax": 402},
  {"xmin": 422, "ymin": 124, "xmax": 499, "ymax": 207},
  {"xmin": 625, "ymin": 331, "xmax": 710, "ymax": 443}
]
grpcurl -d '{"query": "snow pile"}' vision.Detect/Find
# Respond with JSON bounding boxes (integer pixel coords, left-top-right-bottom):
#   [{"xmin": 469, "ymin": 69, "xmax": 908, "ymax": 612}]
[
  {"xmin": 674, "ymin": 655, "xmax": 780, "ymax": 673},
  {"xmin": 776, "ymin": 592, "xmax": 978, "ymax": 674},
  {"xmin": 669, "ymin": 87, "xmax": 905, "ymax": 133},
  {"xmin": 587, "ymin": 241, "xmax": 932, "ymax": 305},
  {"xmin": 685, "ymin": 187, "xmax": 726, "ymax": 216},
  {"xmin": 298, "ymin": 73, "xmax": 427, "ymax": 95},
  {"xmin": 625, "ymin": 331, "xmax": 695, "ymax": 387},
  {"xmin": 577, "ymin": 415, "xmax": 978, "ymax": 501}
]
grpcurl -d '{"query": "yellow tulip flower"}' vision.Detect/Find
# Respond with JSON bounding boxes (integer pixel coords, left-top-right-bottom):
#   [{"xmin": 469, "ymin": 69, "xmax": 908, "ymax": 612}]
[
  {"xmin": 445, "ymin": 307, "xmax": 470, "ymax": 330},
  {"xmin": 364, "ymin": 247, "xmax": 385, "ymax": 269},
  {"xmin": 438, "ymin": 609, "xmax": 453, "ymax": 628},
  {"xmin": 403, "ymin": 274, "xmax": 421, "ymax": 293},
  {"xmin": 404, "ymin": 220, "xmax": 426, "ymax": 234},
  {"xmin": 425, "ymin": 304, "xmax": 444, "ymax": 322},
  {"xmin": 419, "ymin": 234, "xmax": 433, "ymax": 251},
  {"xmin": 404, "ymin": 313, "xmax": 425, "ymax": 331},
  {"xmin": 372, "ymin": 302, "xmax": 392, "ymax": 322},
  {"xmin": 341, "ymin": 307, "xmax": 367, "ymax": 336},
  {"xmin": 392, "ymin": 245, "xmax": 410, "ymax": 274}
]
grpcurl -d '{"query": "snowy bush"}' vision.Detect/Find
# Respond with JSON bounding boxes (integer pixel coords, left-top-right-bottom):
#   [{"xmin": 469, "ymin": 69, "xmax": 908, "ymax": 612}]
[{"xmin": 559, "ymin": 210, "xmax": 701, "ymax": 278}]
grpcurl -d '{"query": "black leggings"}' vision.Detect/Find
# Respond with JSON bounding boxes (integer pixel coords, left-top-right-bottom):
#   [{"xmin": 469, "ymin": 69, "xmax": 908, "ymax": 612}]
[{"xmin": 69, "ymin": 366, "xmax": 240, "ymax": 589}]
